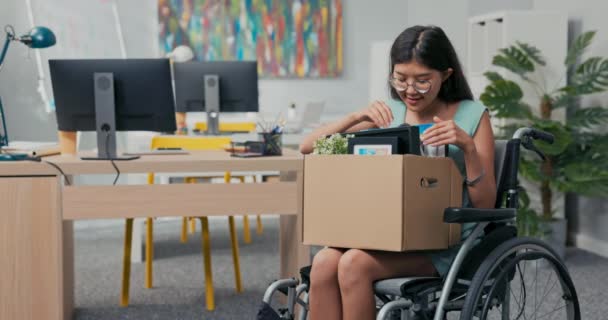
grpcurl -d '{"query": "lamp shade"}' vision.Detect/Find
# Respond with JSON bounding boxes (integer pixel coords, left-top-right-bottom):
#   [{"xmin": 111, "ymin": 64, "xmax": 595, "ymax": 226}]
[
  {"xmin": 22, "ymin": 26, "xmax": 56, "ymax": 49},
  {"xmin": 167, "ymin": 45, "xmax": 194, "ymax": 63}
]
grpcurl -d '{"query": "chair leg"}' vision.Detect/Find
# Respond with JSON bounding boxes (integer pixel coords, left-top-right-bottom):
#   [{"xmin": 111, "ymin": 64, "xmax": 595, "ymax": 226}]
[
  {"xmin": 120, "ymin": 218, "xmax": 133, "ymax": 307},
  {"xmin": 181, "ymin": 217, "xmax": 188, "ymax": 243},
  {"xmin": 145, "ymin": 217, "xmax": 153, "ymax": 289},
  {"xmin": 190, "ymin": 217, "xmax": 196, "ymax": 234},
  {"xmin": 242, "ymin": 215, "xmax": 252, "ymax": 244},
  {"xmin": 256, "ymin": 215, "xmax": 263, "ymax": 235},
  {"xmin": 237, "ymin": 176, "xmax": 252, "ymax": 244},
  {"xmin": 199, "ymin": 217, "xmax": 215, "ymax": 311},
  {"xmin": 228, "ymin": 216, "xmax": 243, "ymax": 293},
  {"xmin": 252, "ymin": 176, "xmax": 264, "ymax": 235}
]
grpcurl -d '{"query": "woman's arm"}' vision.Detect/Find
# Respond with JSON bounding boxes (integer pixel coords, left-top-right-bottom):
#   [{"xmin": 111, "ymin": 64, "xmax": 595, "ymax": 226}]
[
  {"xmin": 299, "ymin": 101, "xmax": 394, "ymax": 154},
  {"xmin": 420, "ymin": 112, "xmax": 496, "ymax": 208},
  {"xmin": 462, "ymin": 112, "xmax": 496, "ymax": 208}
]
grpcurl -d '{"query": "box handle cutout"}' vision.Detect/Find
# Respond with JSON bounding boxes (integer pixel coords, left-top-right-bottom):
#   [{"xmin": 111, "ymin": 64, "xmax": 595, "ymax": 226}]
[{"xmin": 420, "ymin": 177, "xmax": 438, "ymax": 188}]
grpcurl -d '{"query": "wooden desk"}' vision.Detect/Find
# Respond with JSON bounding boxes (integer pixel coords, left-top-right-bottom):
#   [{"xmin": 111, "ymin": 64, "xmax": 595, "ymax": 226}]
[{"xmin": 0, "ymin": 150, "xmax": 309, "ymax": 320}]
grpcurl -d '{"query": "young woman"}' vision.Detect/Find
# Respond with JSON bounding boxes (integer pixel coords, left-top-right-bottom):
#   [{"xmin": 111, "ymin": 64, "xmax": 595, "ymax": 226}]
[{"xmin": 299, "ymin": 25, "xmax": 497, "ymax": 320}]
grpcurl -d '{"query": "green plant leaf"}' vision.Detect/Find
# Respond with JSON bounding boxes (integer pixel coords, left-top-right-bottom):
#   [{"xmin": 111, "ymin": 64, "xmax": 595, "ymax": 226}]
[
  {"xmin": 516, "ymin": 203, "xmax": 543, "ymax": 237},
  {"xmin": 516, "ymin": 41, "xmax": 546, "ymax": 66},
  {"xmin": 484, "ymin": 71, "xmax": 504, "ymax": 82},
  {"xmin": 550, "ymin": 93, "xmax": 570, "ymax": 109},
  {"xmin": 493, "ymin": 46, "xmax": 535, "ymax": 77},
  {"xmin": 531, "ymin": 120, "xmax": 573, "ymax": 156},
  {"xmin": 518, "ymin": 186, "xmax": 531, "ymax": 209},
  {"xmin": 495, "ymin": 122, "xmax": 528, "ymax": 139},
  {"xmin": 564, "ymin": 57, "xmax": 608, "ymax": 95},
  {"xmin": 568, "ymin": 106, "xmax": 608, "ymax": 129},
  {"xmin": 560, "ymin": 162, "xmax": 608, "ymax": 196},
  {"xmin": 556, "ymin": 133, "xmax": 608, "ymax": 169},
  {"xmin": 565, "ymin": 31, "xmax": 596, "ymax": 66},
  {"xmin": 519, "ymin": 156, "xmax": 543, "ymax": 182},
  {"xmin": 313, "ymin": 134, "xmax": 351, "ymax": 154},
  {"xmin": 480, "ymin": 80, "xmax": 532, "ymax": 119}
]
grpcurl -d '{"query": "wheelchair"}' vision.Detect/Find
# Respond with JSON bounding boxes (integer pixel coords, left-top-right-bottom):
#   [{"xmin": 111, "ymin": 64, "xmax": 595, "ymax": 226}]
[{"xmin": 258, "ymin": 127, "xmax": 581, "ymax": 320}]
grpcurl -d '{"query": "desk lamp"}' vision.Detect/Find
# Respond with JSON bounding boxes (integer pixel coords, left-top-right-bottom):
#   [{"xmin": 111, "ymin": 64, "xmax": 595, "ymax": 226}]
[
  {"xmin": 0, "ymin": 25, "xmax": 56, "ymax": 150},
  {"xmin": 167, "ymin": 45, "xmax": 194, "ymax": 133}
]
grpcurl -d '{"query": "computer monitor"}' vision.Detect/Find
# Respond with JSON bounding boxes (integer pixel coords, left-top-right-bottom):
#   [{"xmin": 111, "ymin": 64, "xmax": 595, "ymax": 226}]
[
  {"xmin": 49, "ymin": 59, "xmax": 177, "ymax": 160},
  {"xmin": 173, "ymin": 61, "xmax": 259, "ymax": 135}
]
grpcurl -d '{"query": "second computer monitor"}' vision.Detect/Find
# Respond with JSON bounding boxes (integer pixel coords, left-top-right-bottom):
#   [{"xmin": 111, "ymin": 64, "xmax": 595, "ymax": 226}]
[
  {"xmin": 174, "ymin": 61, "xmax": 258, "ymax": 134},
  {"xmin": 174, "ymin": 61, "xmax": 259, "ymax": 113}
]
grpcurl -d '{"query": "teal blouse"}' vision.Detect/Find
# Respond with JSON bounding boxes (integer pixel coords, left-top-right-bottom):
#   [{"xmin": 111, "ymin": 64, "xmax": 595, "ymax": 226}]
[{"xmin": 386, "ymin": 98, "xmax": 488, "ymax": 276}]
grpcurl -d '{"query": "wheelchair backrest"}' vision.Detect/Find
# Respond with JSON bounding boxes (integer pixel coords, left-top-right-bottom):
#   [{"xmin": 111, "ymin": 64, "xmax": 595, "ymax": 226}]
[
  {"xmin": 494, "ymin": 140, "xmax": 508, "ymax": 198},
  {"xmin": 493, "ymin": 140, "xmax": 519, "ymax": 209}
]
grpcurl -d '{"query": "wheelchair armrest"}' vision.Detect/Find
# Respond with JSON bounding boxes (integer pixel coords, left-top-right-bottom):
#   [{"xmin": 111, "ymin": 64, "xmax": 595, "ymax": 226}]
[{"xmin": 443, "ymin": 207, "xmax": 516, "ymax": 223}]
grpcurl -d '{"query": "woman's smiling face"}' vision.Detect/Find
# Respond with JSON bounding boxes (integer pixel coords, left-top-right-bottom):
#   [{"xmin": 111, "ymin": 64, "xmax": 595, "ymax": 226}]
[{"xmin": 391, "ymin": 61, "xmax": 452, "ymax": 113}]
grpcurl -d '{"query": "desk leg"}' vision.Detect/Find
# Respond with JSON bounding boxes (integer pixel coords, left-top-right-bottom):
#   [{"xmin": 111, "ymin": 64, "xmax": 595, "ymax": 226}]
[
  {"xmin": 63, "ymin": 220, "xmax": 74, "ymax": 320},
  {"xmin": 279, "ymin": 171, "xmax": 310, "ymax": 279},
  {"xmin": 0, "ymin": 176, "xmax": 72, "ymax": 320}
]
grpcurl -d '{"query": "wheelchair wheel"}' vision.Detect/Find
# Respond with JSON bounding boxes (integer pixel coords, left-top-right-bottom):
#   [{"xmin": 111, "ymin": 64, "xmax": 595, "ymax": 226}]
[{"xmin": 460, "ymin": 237, "xmax": 580, "ymax": 320}]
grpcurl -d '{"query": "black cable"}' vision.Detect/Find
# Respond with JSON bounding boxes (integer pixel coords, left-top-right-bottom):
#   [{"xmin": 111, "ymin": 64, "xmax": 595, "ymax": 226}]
[
  {"xmin": 105, "ymin": 131, "xmax": 120, "ymax": 185},
  {"xmin": 40, "ymin": 159, "xmax": 72, "ymax": 186},
  {"xmin": 2, "ymin": 151, "xmax": 70, "ymax": 186}
]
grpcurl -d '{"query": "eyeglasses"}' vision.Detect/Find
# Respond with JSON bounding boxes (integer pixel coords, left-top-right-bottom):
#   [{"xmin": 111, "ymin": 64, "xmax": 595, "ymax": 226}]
[{"xmin": 389, "ymin": 77, "xmax": 432, "ymax": 94}]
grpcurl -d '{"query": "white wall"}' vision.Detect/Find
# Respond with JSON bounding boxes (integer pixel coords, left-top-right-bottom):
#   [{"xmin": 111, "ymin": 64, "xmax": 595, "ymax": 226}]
[{"xmin": 259, "ymin": 0, "xmax": 408, "ymax": 117}]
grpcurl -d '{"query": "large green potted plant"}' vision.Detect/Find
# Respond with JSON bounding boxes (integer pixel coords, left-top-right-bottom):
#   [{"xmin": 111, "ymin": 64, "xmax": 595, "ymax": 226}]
[{"xmin": 480, "ymin": 31, "xmax": 608, "ymax": 258}]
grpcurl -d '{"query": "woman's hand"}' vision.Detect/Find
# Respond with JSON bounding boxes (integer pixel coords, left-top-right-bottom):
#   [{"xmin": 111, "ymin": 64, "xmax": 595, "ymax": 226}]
[
  {"xmin": 420, "ymin": 116, "xmax": 476, "ymax": 153},
  {"xmin": 354, "ymin": 101, "xmax": 394, "ymax": 128}
]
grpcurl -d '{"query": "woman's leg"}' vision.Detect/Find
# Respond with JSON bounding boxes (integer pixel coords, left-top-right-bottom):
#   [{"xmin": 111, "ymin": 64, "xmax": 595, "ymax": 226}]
[
  {"xmin": 309, "ymin": 247, "xmax": 346, "ymax": 320},
  {"xmin": 338, "ymin": 249, "xmax": 437, "ymax": 320}
]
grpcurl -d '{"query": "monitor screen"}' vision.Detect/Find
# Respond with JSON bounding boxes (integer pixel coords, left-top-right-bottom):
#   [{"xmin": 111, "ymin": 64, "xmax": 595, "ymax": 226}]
[
  {"xmin": 49, "ymin": 59, "xmax": 177, "ymax": 132},
  {"xmin": 173, "ymin": 61, "xmax": 259, "ymax": 113},
  {"xmin": 347, "ymin": 125, "xmax": 421, "ymax": 155}
]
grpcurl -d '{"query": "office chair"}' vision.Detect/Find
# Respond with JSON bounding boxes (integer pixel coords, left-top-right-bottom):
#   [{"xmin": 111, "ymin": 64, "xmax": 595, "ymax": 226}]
[{"xmin": 120, "ymin": 135, "xmax": 244, "ymax": 311}]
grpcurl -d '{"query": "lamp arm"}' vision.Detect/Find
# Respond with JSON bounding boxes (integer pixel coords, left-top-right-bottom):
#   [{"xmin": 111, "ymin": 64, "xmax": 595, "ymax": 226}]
[
  {"xmin": 0, "ymin": 33, "xmax": 12, "ymax": 71},
  {"xmin": 0, "ymin": 26, "xmax": 17, "ymax": 72},
  {"xmin": 0, "ymin": 96, "xmax": 8, "ymax": 147}
]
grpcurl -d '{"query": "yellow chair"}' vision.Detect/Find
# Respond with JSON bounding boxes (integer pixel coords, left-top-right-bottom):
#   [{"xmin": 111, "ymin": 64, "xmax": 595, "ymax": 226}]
[
  {"xmin": 120, "ymin": 136, "xmax": 243, "ymax": 311},
  {"xmin": 194, "ymin": 121, "xmax": 257, "ymax": 133},
  {"xmin": 192, "ymin": 121, "xmax": 264, "ymax": 243}
]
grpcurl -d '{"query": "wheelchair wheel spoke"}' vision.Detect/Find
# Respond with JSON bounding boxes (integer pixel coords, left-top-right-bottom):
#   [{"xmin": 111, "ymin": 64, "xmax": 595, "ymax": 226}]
[
  {"xmin": 462, "ymin": 240, "xmax": 579, "ymax": 320},
  {"xmin": 531, "ymin": 270, "xmax": 558, "ymax": 316},
  {"xmin": 535, "ymin": 304, "xmax": 567, "ymax": 320}
]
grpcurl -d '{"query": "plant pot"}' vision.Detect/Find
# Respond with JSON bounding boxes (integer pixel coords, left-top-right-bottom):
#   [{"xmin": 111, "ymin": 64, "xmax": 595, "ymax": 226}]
[{"xmin": 542, "ymin": 218, "xmax": 567, "ymax": 260}]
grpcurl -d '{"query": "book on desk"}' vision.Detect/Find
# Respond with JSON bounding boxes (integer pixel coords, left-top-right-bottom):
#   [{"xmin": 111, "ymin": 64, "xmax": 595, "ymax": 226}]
[{"xmin": 1, "ymin": 141, "xmax": 61, "ymax": 157}]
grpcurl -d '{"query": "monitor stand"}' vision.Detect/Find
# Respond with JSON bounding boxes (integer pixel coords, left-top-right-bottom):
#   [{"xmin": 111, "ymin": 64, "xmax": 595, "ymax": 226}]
[
  {"xmin": 81, "ymin": 72, "xmax": 139, "ymax": 161},
  {"xmin": 204, "ymin": 74, "xmax": 220, "ymax": 135}
]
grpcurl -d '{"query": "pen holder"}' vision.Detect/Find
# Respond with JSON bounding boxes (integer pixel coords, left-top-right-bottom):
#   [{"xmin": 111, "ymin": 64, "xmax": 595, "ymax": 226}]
[{"xmin": 259, "ymin": 132, "xmax": 282, "ymax": 156}]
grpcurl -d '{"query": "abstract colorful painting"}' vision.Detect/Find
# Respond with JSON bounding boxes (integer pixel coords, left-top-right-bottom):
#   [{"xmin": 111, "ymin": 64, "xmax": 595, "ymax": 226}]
[{"xmin": 158, "ymin": 0, "xmax": 343, "ymax": 78}]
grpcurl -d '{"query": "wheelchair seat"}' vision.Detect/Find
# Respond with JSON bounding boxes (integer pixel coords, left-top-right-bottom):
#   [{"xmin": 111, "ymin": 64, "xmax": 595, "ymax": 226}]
[{"xmin": 374, "ymin": 277, "xmax": 439, "ymax": 296}]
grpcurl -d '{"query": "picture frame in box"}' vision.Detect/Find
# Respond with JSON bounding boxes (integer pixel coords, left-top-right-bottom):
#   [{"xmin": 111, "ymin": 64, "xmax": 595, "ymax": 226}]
[
  {"xmin": 347, "ymin": 124, "xmax": 421, "ymax": 155},
  {"xmin": 347, "ymin": 136, "xmax": 400, "ymax": 155}
]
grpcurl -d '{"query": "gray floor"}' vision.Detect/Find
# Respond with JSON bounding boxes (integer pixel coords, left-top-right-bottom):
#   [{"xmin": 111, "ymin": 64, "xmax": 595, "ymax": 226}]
[{"xmin": 74, "ymin": 217, "xmax": 608, "ymax": 319}]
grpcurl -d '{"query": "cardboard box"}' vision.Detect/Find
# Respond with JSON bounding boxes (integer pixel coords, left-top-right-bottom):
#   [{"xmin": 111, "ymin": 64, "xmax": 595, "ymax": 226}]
[{"xmin": 303, "ymin": 155, "xmax": 462, "ymax": 251}]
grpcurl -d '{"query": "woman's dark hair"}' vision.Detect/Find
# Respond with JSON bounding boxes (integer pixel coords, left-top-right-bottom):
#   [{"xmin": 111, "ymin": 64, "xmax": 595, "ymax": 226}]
[{"xmin": 389, "ymin": 25, "xmax": 473, "ymax": 102}]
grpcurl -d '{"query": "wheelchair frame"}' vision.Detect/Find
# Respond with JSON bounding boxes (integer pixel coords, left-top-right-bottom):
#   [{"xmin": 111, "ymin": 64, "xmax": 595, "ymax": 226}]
[{"xmin": 260, "ymin": 127, "xmax": 578, "ymax": 320}]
